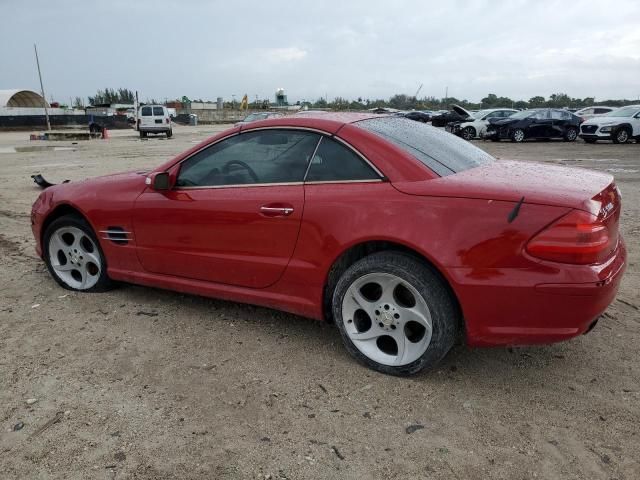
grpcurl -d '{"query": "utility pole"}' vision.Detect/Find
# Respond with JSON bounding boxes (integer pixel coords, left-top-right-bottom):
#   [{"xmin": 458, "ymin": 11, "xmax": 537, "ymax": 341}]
[{"xmin": 34, "ymin": 43, "xmax": 51, "ymax": 131}]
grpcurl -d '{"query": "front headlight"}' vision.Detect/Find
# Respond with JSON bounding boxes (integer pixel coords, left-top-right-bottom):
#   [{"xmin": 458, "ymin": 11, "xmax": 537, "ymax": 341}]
[{"xmin": 600, "ymin": 126, "xmax": 612, "ymax": 133}]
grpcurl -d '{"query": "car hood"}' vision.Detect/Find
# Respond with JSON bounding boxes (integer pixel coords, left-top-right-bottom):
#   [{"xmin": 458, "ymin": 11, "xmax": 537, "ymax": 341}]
[
  {"xmin": 451, "ymin": 104, "xmax": 474, "ymax": 119},
  {"xmin": 582, "ymin": 116, "xmax": 628, "ymax": 126},
  {"xmin": 392, "ymin": 160, "xmax": 613, "ymax": 213}
]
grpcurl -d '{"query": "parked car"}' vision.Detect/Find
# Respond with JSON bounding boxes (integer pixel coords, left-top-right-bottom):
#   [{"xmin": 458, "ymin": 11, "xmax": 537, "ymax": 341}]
[
  {"xmin": 138, "ymin": 105, "xmax": 172, "ymax": 138},
  {"xmin": 484, "ymin": 108, "xmax": 581, "ymax": 142},
  {"xmin": 234, "ymin": 112, "xmax": 284, "ymax": 127},
  {"xmin": 574, "ymin": 106, "xmax": 615, "ymax": 123},
  {"xmin": 445, "ymin": 106, "xmax": 517, "ymax": 140},
  {"xmin": 579, "ymin": 105, "xmax": 640, "ymax": 144},
  {"xmin": 31, "ymin": 113, "xmax": 625, "ymax": 376},
  {"xmin": 402, "ymin": 111, "xmax": 433, "ymax": 123}
]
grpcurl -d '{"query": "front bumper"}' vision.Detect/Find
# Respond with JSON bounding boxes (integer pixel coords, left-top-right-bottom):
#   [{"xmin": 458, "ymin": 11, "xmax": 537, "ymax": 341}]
[
  {"xmin": 450, "ymin": 238, "xmax": 627, "ymax": 346},
  {"xmin": 579, "ymin": 133, "xmax": 611, "ymax": 141}
]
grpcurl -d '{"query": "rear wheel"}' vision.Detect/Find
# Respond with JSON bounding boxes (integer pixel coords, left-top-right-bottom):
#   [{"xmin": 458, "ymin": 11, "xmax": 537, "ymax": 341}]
[
  {"xmin": 333, "ymin": 252, "xmax": 459, "ymax": 376},
  {"xmin": 612, "ymin": 128, "xmax": 630, "ymax": 144},
  {"xmin": 461, "ymin": 126, "xmax": 476, "ymax": 141},
  {"xmin": 564, "ymin": 127, "xmax": 578, "ymax": 142},
  {"xmin": 139, "ymin": 130, "xmax": 147, "ymax": 138},
  {"xmin": 43, "ymin": 215, "xmax": 113, "ymax": 292},
  {"xmin": 511, "ymin": 128, "xmax": 525, "ymax": 142},
  {"xmin": 166, "ymin": 129, "xmax": 173, "ymax": 138}
]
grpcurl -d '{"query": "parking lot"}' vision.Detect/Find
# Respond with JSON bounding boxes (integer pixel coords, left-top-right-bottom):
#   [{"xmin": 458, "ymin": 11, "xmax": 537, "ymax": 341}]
[{"xmin": 0, "ymin": 125, "xmax": 638, "ymax": 479}]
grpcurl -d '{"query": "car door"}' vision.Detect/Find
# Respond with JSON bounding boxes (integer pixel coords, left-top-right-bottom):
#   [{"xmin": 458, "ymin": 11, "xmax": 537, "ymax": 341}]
[
  {"xmin": 632, "ymin": 110, "xmax": 640, "ymax": 137},
  {"xmin": 139, "ymin": 106, "xmax": 152, "ymax": 129},
  {"xmin": 549, "ymin": 110, "xmax": 568, "ymax": 138},
  {"xmin": 528, "ymin": 110, "xmax": 552, "ymax": 138},
  {"xmin": 132, "ymin": 129, "xmax": 321, "ymax": 288}
]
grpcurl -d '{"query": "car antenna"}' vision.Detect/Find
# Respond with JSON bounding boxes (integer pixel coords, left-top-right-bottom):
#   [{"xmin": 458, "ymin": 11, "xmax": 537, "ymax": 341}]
[{"xmin": 507, "ymin": 196, "xmax": 525, "ymax": 223}]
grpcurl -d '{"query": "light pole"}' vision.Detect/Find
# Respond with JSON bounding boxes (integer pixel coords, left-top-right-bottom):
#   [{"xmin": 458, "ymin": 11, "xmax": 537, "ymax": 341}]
[{"xmin": 34, "ymin": 43, "xmax": 51, "ymax": 131}]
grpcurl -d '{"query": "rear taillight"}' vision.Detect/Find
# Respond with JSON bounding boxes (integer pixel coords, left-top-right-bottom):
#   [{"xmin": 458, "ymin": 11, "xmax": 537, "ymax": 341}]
[{"xmin": 526, "ymin": 210, "xmax": 613, "ymax": 265}]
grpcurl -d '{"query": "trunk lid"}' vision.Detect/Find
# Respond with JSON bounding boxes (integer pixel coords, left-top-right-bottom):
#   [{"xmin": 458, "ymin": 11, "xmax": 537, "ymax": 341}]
[{"xmin": 393, "ymin": 160, "xmax": 617, "ymax": 214}]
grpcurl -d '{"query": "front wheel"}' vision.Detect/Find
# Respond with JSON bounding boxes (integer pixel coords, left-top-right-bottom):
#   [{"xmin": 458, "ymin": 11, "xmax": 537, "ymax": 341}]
[
  {"xmin": 612, "ymin": 128, "xmax": 630, "ymax": 144},
  {"xmin": 333, "ymin": 252, "xmax": 460, "ymax": 376},
  {"xmin": 461, "ymin": 126, "xmax": 476, "ymax": 141},
  {"xmin": 564, "ymin": 127, "xmax": 578, "ymax": 142},
  {"xmin": 43, "ymin": 215, "xmax": 113, "ymax": 292},
  {"xmin": 511, "ymin": 128, "xmax": 525, "ymax": 143}
]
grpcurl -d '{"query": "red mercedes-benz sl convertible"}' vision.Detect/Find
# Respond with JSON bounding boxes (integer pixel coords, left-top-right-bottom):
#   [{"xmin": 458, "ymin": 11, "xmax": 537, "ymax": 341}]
[{"xmin": 31, "ymin": 113, "xmax": 626, "ymax": 375}]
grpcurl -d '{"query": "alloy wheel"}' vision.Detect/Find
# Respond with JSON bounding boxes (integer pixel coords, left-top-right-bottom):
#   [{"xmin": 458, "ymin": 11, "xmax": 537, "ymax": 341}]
[
  {"xmin": 48, "ymin": 226, "xmax": 102, "ymax": 290},
  {"xmin": 341, "ymin": 273, "xmax": 433, "ymax": 366}
]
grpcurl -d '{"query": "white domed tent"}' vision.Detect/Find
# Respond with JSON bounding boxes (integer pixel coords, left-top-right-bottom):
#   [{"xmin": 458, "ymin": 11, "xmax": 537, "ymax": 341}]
[{"xmin": 0, "ymin": 89, "xmax": 49, "ymax": 108}]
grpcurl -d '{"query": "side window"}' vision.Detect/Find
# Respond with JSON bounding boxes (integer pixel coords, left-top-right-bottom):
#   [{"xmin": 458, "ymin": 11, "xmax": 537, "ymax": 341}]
[
  {"xmin": 176, "ymin": 130, "xmax": 319, "ymax": 187},
  {"xmin": 594, "ymin": 108, "xmax": 609, "ymax": 114},
  {"xmin": 305, "ymin": 137, "xmax": 379, "ymax": 182},
  {"xmin": 485, "ymin": 111, "xmax": 501, "ymax": 119},
  {"xmin": 562, "ymin": 111, "xmax": 573, "ymax": 120},
  {"xmin": 550, "ymin": 110, "xmax": 564, "ymax": 120},
  {"xmin": 153, "ymin": 106, "xmax": 165, "ymax": 116},
  {"xmin": 141, "ymin": 106, "xmax": 152, "ymax": 116}
]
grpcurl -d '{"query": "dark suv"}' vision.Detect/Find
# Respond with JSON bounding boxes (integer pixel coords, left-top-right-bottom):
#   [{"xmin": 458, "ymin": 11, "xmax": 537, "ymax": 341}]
[{"xmin": 484, "ymin": 109, "xmax": 581, "ymax": 142}]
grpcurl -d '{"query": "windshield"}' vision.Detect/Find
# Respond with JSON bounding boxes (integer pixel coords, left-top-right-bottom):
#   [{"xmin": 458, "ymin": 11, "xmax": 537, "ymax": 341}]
[
  {"xmin": 606, "ymin": 106, "xmax": 640, "ymax": 118},
  {"xmin": 358, "ymin": 117, "xmax": 494, "ymax": 177}
]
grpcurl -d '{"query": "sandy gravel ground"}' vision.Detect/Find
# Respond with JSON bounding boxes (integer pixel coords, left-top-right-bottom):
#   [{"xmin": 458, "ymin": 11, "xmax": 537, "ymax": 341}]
[{"xmin": 0, "ymin": 125, "xmax": 638, "ymax": 479}]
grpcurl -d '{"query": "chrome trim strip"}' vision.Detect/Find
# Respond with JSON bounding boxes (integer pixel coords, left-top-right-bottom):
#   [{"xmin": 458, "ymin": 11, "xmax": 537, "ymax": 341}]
[
  {"xmin": 175, "ymin": 181, "xmax": 305, "ymax": 191},
  {"xmin": 304, "ymin": 179, "xmax": 384, "ymax": 185},
  {"xmin": 241, "ymin": 125, "xmax": 330, "ymax": 135},
  {"xmin": 99, "ymin": 230, "xmax": 132, "ymax": 235}
]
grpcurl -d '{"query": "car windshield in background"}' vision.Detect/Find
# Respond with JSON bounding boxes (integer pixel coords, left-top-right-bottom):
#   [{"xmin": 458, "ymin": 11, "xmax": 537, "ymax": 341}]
[
  {"xmin": 358, "ymin": 117, "xmax": 494, "ymax": 177},
  {"xmin": 243, "ymin": 113, "xmax": 268, "ymax": 122},
  {"xmin": 473, "ymin": 109, "xmax": 493, "ymax": 119},
  {"xmin": 606, "ymin": 107, "xmax": 638, "ymax": 117}
]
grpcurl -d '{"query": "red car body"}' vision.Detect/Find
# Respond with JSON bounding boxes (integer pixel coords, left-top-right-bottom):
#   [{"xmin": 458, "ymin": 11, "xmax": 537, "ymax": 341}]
[{"xmin": 31, "ymin": 113, "xmax": 626, "ymax": 347}]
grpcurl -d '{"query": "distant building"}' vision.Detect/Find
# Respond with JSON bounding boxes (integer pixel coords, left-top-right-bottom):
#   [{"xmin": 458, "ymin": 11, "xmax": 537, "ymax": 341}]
[{"xmin": 0, "ymin": 89, "xmax": 49, "ymax": 108}]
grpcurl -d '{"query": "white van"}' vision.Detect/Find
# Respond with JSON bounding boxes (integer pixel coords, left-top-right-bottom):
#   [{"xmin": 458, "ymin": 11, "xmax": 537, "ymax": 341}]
[{"xmin": 138, "ymin": 105, "xmax": 172, "ymax": 138}]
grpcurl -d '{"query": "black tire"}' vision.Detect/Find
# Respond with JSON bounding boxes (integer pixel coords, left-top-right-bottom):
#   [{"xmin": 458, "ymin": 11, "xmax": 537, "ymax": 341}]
[
  {"xmin": 461, "ymin": 126, "xmax": 476, "ymax": 141},
  {"xmin": 563, "ymin": 127, "xmax": 578, "ymax": 142},
  {"xmin": 43, "ymin": 214, "xmax": 113, "ymax": 292},
  {"xmin": 612, "ymin": 128, "xmax": 630, "ymax": 144},
  {"xmin": 332, "ymin": 251, "xmax": 460, "ymax": 376},
  {"xmin": 511, "ymin": 128, "xmax": 525, "ymax": 143},
  {"xmin": 166, "ymin": 129, "xmax": 172, "ymax": 138},
  {"xmin": 139, "ymin": 130, "xmax": 146, "ymax": 138},
  {"xmin": 583, "ymin": 138, "xmax": 597, "ymax": 144}
]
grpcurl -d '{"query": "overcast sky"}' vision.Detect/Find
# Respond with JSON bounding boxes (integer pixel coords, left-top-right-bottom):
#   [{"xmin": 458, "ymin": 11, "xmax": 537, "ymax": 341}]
[{"xmin": 1, "ymin": 0, "xmax": 639, "ymax": 104}]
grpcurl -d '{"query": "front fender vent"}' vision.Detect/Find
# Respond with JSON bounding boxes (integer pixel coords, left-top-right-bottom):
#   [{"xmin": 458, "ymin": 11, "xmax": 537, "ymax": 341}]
[{"xmin": 100, "ymin": 226, "xmax": 131, "ymax": 245}]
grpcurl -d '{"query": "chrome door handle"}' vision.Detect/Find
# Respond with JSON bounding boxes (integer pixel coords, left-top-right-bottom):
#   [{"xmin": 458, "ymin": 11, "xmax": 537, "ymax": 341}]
[{"xmin": 260, "ymin": 206, "xmax": 294, "ymax": 216}]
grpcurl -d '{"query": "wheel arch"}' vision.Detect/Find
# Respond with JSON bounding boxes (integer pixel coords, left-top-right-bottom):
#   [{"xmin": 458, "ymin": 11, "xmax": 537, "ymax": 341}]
[
  {"xmin": 322, "ymin": 240, "xmax": 464, "ymax": 331},
  {"xmin": 41, "ymin": 203, "xmax": 92, "ymax": 245}
]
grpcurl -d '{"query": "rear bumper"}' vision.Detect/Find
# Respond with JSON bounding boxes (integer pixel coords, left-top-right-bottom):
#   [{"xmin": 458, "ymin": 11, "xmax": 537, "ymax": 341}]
[
  {"xmin": 140, "ymin": 126, "xmax": 171, "ymax": 132},
  {"xmin": 450, "ymin": 238, "xmax": 627, "ymax": 346}
]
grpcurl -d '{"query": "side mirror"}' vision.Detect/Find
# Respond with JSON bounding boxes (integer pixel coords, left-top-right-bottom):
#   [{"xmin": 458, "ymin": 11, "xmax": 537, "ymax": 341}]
[{"xmin": 146, "ymin": 172, "xmax": 170, "ymax": 191}]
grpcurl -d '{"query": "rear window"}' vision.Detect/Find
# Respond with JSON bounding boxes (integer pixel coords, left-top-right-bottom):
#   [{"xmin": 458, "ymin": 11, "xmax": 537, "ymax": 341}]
[
  {"xmin": 141, "ymin": 106, "xmax": 152, "ymax": 116},
  {"xmin": 357, "ymin": 117, "xmax": 494, "ymax": 176},
  {"xmin": 153, "ymin": 107, "xmax": 165, "ymax": 116}
]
